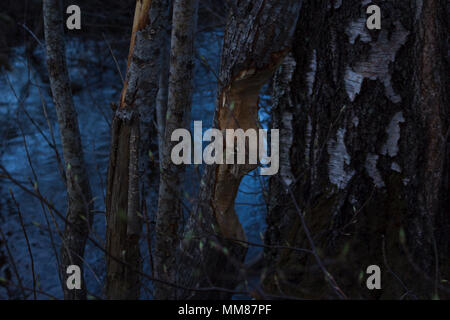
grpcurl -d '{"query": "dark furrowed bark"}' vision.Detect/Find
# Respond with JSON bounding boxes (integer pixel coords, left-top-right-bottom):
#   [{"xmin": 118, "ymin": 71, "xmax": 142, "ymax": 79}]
[
  {"xmin": 156, "ymin": 33, "xmax": 171, "ymax": 173},
  {"xmin": 264, "ymin": 0, "xmax": 449, "ymax": 299},
  {"xmin": 154, "ymin": 0, "xmax": 199, "ymax": 300},
  {"xmin": 43, "ymin": 0, "xmax": 93, "ymax": 300},
  {"xmin": 105, "ymin": 0, "xmax": 170, "ymax": 300},
  {"xmin": 175, "ymin": 0, "xmax": 302, "ymax": 299}
]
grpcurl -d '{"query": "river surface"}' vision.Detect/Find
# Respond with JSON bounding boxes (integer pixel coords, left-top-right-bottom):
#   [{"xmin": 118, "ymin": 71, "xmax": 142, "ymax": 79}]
[{"xmin": 0, "ymin": 32, "xmax": 266, "ymax": 299}]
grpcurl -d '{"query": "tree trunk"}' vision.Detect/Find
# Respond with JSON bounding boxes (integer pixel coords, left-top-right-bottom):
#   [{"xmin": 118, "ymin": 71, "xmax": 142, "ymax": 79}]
[
  {"xmin": 43, "ymin": 0, "xmax": 93, "ymax": 300},
  {"xmin": 156, "ymin": 44, "xmax": 170, "ymax": 172},
  {"xmin": 175, "ymin": 0, "xmax": 302, "ymax": 299},
  {"xmin": 156, "ymin": 6, "xmax": 172, "ymax": 172},
  {"xmin": 154, "ymin": 0, "xmax": 199, "ymax": 300},
  {"xmin": 105, "ymin": 0, "xmax": 170, "ymax": 300},
  {"xmin": 264, "ymin": 0, "xmax": 449, "ymax": 299}
]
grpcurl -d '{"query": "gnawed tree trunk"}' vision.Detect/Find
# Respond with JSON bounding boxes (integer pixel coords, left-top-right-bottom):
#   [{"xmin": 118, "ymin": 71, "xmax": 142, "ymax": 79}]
[
  {"xmin": 264, "ymin": 0, "xmax": 449, "ymax": 299},
  {"xmin": 105, "ymin": 0, "xmax": 170, "ymax": 300},
  {"xmin": 154, "ymin": 0, "xmax": 199, "ymax": 300},
  {"xmin": 175, "ymin": 0, "xmax": 302, "ymax": 299},
  {"xmin": 43, "ymin": 0, "xmax": 93, "ymax": 300}
]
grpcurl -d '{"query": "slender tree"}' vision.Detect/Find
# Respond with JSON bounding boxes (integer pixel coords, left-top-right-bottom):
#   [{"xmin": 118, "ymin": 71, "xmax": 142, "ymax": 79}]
[
  {"xmin": 154, "ymin": 0, "xmax": 199, "ymax": 300},
  {"xmin": 175, "ymin": 0, "xmax": 302, "ymax": 299},
  {"xmin": 43, "ymin": 0, "xmax": 93, "ymax": 300},
  {"xmin": 155, "ymin": 0, "xmax": 172, "ymax": 176},
  {"xmin": 264, "ymin": 0, "xmax": 449, "ymax": 299},
  {"xmin": 105, "ymin": 0, "xmax": 170, "ymax": 299}
]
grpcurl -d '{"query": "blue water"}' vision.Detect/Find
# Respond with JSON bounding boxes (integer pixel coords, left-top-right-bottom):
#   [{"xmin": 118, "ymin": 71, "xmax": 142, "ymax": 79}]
[{"xmin": 0, "ymin": 31, "xmax": 267, "ymax": 299}]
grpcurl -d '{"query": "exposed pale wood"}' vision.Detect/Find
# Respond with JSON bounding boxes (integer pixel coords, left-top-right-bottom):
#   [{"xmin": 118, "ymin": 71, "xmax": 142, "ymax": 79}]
[
  {"xmin": 105, "ymin": 0, "xmax": 170, "ymax": 299},
  {"xmin": 175, "ymin": 0, "xmax": 302, "ymax": 299}
]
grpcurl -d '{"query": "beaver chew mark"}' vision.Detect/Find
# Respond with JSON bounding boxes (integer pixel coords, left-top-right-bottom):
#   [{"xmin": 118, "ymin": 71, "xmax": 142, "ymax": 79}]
[{"xmin": 213, "ymin": 64, "xmax": 282, "ymax": 242}]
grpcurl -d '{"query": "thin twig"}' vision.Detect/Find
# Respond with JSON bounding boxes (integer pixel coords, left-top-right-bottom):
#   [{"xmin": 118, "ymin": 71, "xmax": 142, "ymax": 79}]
[
  {"xmin": 0, "ymin": 225, "xmax": 27, "ymax": 299},
  {"xmin": 279, "ymin": 175, "xmax": 348, "ymax": 300},
  {"xmin": 19, "ymin": 23, "xmax": 44, "ymax": 48},
  {"xmin": 9, "ymin": 190, "xmax": 37, "ymax": 300},
  {"xmin": 102, "ymin": 32, "xmax": 125, "ymax": 85}
]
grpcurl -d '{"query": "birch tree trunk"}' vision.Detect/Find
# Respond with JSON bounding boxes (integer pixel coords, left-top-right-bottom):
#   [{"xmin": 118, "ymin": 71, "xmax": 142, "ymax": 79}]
[
  {"xmin": 43, "ymin": 0, "xmax": 93, "ymax": 300},
  {"xmin": 154, "ymin": 0, "xmax": 199, "ymax": 300},
  {"xmin": 105, "ymin": 0, "xmax": 170, "ymax": 300},
  {"xmin": 264, "ymin": 0, "xmax": 449, "ymax": 299},
  {"xmin": 175, "ymin": 0, "xmax": 302, "ymax": 299}
]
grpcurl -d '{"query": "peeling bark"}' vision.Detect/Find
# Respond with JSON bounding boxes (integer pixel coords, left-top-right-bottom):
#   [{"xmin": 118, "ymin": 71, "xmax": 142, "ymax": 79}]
[
  {"xmin": 105, "ymin": 0, "xmax": 170, "ymax": 300},
  {"xmin": 175, "ymin": 0, "xmax": 302, "ymax": 299},
  {"xmin": 43, "ymin": 0, "xmax": 93, "ymax": 300},
  {"xmin": 264, "ymin": 0, "xmax": 449, "ymax": 299}
]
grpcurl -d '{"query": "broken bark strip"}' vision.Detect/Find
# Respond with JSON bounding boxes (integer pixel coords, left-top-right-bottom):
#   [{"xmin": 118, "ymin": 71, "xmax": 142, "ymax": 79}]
[
  {"xmin": 105, "ymin": 0, "xmax": 170, "ymax": 300},
  {"xmin": 43, "ymin": 0, "xmax": 93, "ymax": 300},
  {"xmin": 120, "ymin": 0, "xmax": 152, "ymax": 107},
  {"xmin": 175, "ymin": 0, "xmax": 302, "ymax": 299},
  {"xmin": 154, "ymin": 0, "xmax": 199, "ymax": 300}
]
